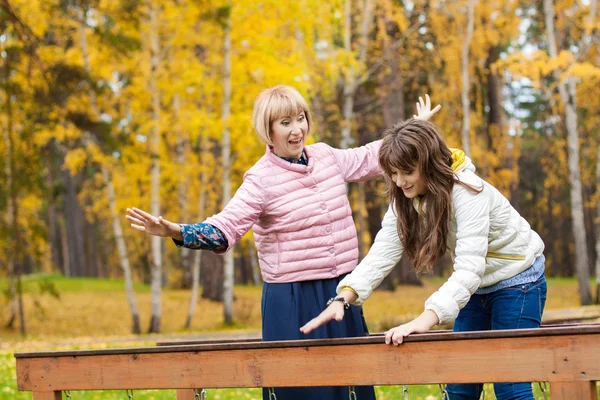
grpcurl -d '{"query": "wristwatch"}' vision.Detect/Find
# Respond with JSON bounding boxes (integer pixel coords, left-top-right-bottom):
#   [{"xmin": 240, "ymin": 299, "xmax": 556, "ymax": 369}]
[{"xmin": 326, "ymin": 297, "xmax": 350, "ymax": 310}]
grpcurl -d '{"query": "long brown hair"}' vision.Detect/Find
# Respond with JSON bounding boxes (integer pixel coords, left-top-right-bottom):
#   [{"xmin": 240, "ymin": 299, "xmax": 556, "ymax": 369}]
[{"xmin": 378, "ymin": 119, "xmax": 455, "ymax": 274}]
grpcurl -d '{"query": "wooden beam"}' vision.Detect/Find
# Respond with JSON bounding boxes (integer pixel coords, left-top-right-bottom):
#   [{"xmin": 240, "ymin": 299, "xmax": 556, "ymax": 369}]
[
  {"xmin": 16, "ymin": 332, "xmax": 600, "ymax": 390},
  {"xmin": 550, "ymin": 381, "xmax": 597, "ymax": 400},
  {"xmin": 32, "ymin": 392, "xmax": 61, "ymax": 400},
  {"xmin": 176, "ymin": 389, "xmax": 197, "ymax": 400}
]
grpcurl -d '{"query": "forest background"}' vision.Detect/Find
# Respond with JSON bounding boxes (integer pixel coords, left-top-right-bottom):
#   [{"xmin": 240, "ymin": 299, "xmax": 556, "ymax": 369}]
[{"xmin": 0, "ymin": 0, "xmax": 599, "ymax": 341}]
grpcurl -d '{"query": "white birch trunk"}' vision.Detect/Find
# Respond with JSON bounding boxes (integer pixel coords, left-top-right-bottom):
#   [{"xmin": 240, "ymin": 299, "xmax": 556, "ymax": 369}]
[
  {"xmin": 78, "ymin": 7, "xmax": 141, "ymax": 333},
  {"xmin": 460, "ymin": 0, "xmax": 475, "ymax": 157},
  {"xmin": 148, "ymin": 0, "xmax": 163, "ymax": 331},
  {"xmin": 543, "ymin": 0, "xmax": 592, "ymax": 305},
  {"xmin": 340, "ymin": 0, "xmax": 354, "ymax": 151},
  {"xmin": 185, "ymin": 131, "xmax": 208, "ymax": 329},
  {"xmin": 173, "ymin": 93, "xmax": 191, "ymax": 280},
  {"xmin": 222, "ymin": 18, "xmax": 235, "ymax": 325}
]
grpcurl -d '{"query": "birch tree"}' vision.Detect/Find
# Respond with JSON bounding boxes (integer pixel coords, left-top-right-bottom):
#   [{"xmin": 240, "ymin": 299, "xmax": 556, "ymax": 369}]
[
  {"xmin": 543, "ymin": 0, "xmax": 597, "ymax": 304},
  {"xmin": 76, "ymin": 5, "xmax": 141, "ymax": 334},
  {"xmin": 147, "ymin": 0, "xmax": 164, "ymax": 332},
  {"xmin": 221, "ymin": 6, "xmax": 234, "ymax": 325},
  {"xmin": 460, "ymin": 0, "xmax": 475, "ymax": 157}
]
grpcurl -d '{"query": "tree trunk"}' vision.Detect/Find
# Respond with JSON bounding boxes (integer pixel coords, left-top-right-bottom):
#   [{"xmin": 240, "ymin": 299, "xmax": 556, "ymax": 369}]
[
  {"xmin": 543, "ymin": 0, "xmax": 592, "ymax": 304},
  {"xmin": 485, "ymin": 45, "xmax": 503, "ymax": 152},
  {"xmin": 248, "ymin": 241, "xmax": 261, "ymax": 285},
  {"xmin": 595, "ymin": 143, "xmax": 600, "ymax": 303},
  {"xmin": 2, "ymin": 46, "xmax": 25, "ymax": 335},
  {"xmin": 202, "ymin": 252, "xmax": 224, "ymax": 301},
  {"xmin": 103, "ymin": 167, "xmax": 141, "ymax": 333},
  {"xmin": 63, "ymin": 169, "xmax": 86, "ymax": 277},
  {"xmin": 2, "ymin": 52, "xmax": 17, "ymax": 329},
  {"xmin": 460, "ymin": 0, "xmax": 475, "ymax": 157},
  {"xmin": 78, "ymin": 8, "xmax": 141, "ymax": 332},
  {"xmin": 173, "ymin": 93, "xmax": 192, "ymax": 286},
  {"xmin": 184, "ymin": 131, "xmax": 208, "ymax": 329},
  {"xmin": 221, "ymin": 16, "xmax": 234, "ymax": 326},
  {"xmin": 45, "ymin": 157, "xmax": 61, "ymax": 271},
  {"xmin": 148, "ymin": 0, "xmax": 163, "ymax": 332}
]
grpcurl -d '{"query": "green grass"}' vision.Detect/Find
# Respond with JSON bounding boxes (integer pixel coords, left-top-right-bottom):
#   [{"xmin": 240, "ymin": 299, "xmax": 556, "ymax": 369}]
[{"xmin": 0, "ymin": 274, "xmax": 151, "ymax": 294}]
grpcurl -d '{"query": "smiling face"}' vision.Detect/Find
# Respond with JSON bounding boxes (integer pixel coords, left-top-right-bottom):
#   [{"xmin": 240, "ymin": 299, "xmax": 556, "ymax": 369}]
[
  {"xmin": 389, "ymin": 167, "xmax": 428, "ymax": 199},
  {"xmin": 270, "ymin": 110, "xmax": 308, "ymax": 159}
]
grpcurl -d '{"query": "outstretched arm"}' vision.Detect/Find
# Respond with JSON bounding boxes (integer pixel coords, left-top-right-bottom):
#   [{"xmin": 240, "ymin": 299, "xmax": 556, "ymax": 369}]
[{"xmin": 300, "ymin": 205, "xmax": 403, "ymax": 334}]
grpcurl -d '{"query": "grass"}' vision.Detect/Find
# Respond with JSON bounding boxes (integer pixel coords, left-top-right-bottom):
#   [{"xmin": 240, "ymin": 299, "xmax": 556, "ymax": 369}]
[{"xmin": 0, "ymin": 275, "xmax": 598, "ymax": 399}]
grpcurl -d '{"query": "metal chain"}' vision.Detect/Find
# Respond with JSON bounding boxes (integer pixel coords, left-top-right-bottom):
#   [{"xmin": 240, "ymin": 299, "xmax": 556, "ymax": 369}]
[
  {"xmin": 439, "ymin": 384, "xmax": 449, "ymax": 400},
  {"xmin": 268, "ymin": 387, "xmax": 277, "ymax": 400},
  {"xmin": 126, "ymin": 389, "xmax": 134, "ymax": 399},
  {"xmin": 538, "ymin": 382, "xmax": 549, "ymax": 400},
  {"xmin": 401, "ymin": 384, "xmax": 409, "ymax": 400},
  {"xmin": 194, "ymin": 388, "xmax": 207, "ymax": 400},
  {"xmin": 348, "ymin": 386, "xmax": 357, "ymax": 400},
  {"xmin": 64, "ymin": 391, "xmax": 72, "ymax": 399}
]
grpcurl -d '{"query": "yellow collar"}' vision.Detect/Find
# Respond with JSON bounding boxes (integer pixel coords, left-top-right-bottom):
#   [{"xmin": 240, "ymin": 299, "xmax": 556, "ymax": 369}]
[{"xmin": 450, "ymin": 148, "xmax": 466, "ymax": 172}]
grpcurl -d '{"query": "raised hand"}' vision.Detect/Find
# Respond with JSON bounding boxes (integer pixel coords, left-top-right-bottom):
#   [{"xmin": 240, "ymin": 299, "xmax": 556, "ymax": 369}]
[
  {"xmin": 299, "ymin": 301, "xmax": 346, "ymax": 334},
  {"xmin": 126, "ymin": 207, "xmax": 181, "ymax": 240},
  {"xmin": 413, "ymin": 94, "xmax": 441, "ymax": 121}
]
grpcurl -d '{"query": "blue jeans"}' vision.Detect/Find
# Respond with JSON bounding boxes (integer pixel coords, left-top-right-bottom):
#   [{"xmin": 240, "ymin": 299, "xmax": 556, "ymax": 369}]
[{"xmin": 446, "ymin": 274, "xmax": 547, "ymax": 400}]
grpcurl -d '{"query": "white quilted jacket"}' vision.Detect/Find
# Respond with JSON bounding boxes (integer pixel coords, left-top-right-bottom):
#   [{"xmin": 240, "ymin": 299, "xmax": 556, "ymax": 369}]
[{"xmin": 337, "ymin": 155, "xmax": 545, "ymax": 324}]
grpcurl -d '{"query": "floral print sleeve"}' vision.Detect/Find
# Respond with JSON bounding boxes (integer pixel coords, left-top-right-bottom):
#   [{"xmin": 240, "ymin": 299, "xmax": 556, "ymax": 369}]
[{"xmin": 172, "ymin": 223, "xmax": 228, "ymax": 252}]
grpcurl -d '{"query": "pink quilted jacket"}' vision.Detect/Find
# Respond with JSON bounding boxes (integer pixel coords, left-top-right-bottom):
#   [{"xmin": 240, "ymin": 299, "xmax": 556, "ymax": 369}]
[{"xmin": 204, "ymin": 141, "xmax": 382, "ymax": 283}]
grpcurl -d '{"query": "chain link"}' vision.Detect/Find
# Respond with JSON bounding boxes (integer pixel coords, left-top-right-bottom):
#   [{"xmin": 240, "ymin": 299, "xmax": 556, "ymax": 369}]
[
  {"xmin": 64, "ymin": 391, "xmax": 72, "ymax": 399},
  {"xmin": 401, "ymin": 384, "xmax": 409, "ymax": 400},
  {"xmin": 268, "ymin": 387, "xmax": 277, "ymax": 400},
  {"xmin": 126, "ymin": 389, "xmax": 134, "ymax": 399},
  {"xmin": 194, "ymin": 388, "xmax": 207, "ymax": 400},
  {"xmin": 439, "ymin": 384, "xmax": 449, "ymax": 400},
  {"xmin": 538, "ymin": 382, "xmax": 549, "ymax": 400},
  {"xmin": 347, "ymin": 385, "xmax": 357, "ymax": 400}
]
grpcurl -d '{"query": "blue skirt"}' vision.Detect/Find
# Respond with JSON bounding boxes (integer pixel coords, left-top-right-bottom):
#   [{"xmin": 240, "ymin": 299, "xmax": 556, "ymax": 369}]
[{"xmin": 261, "ymin": 275, "xmax": 376, "ymax": 400}]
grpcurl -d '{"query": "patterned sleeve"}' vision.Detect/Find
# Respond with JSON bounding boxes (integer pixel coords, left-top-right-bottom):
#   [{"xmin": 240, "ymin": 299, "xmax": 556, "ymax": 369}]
[{"xmin": 172, "ymin": 223, "xmax": 228, "ymax": 252}]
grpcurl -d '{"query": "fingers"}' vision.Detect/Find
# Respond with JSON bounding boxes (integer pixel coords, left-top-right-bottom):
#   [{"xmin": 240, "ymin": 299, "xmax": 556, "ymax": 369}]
[
  {"xmin": 300, "ymin": 305, "xmax": 344, "ymax": 334},
  {"xmin": 299, "ymin": 315, "xmax": 327, "ymax": 334},
  {"xmin": 158, "ymin": 216, "xmax": 173, "ymax": 227},
  {"xmin": 384, "ymin": 326, "xmax": 412, "ymax": 346},
  {"xmin": 430, "ymin": 104, "xmax": 441, "ymax": 115},
  {"xmin": 128, "ymin": 207, "xmax": 155, "ymax": 221},
  {"xmin": 126, "ymin": 214, "xmax": 144, "ymax": 226},
  {"xmin": 129, "ymin": 223, "xmax": 146, "ymax": 232}
]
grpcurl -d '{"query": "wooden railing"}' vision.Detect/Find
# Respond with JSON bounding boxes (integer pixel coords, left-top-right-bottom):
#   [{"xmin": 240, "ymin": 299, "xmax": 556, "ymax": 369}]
[{"xmin": 15, "ymin": 324, "xmax": 600, "ymax": 400}]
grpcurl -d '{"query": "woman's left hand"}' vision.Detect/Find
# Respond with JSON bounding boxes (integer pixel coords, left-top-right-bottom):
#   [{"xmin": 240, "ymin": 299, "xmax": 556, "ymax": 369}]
[
  {"xmin": 413, "ymin": 94, "xmax": 441, "ymax": 121},
  {"xmin": 384, "ymin": 309, "xmax": 439, "ymax": 345}
]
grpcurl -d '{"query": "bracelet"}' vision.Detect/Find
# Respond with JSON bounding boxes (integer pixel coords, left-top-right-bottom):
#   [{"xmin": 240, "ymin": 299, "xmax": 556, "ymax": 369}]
[{"xmin": 326, "ymin": 297, "xmax": 350, "ymax": 310}]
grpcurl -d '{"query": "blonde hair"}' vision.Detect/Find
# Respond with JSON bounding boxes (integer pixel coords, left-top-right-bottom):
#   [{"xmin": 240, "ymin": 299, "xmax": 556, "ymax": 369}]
[{"xmin": 252, "ymin": 85, "xmax": 312, "ymax": 145}]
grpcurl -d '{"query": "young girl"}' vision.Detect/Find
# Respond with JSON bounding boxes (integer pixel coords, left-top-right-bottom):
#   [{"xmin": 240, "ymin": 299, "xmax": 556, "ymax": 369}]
[
  {"xmin": 301, "ymin": 119, "xmax": 546, "ymax": 400},
  {"xmin": 126, "ymin": 85, "xmax": 440, "ymax": 400}
]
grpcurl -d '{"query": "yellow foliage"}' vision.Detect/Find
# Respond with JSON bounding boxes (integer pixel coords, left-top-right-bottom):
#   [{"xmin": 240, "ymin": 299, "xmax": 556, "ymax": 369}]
[{"xmin": 63, "ymin": 148, "xmax": 89, "ymax": 175}]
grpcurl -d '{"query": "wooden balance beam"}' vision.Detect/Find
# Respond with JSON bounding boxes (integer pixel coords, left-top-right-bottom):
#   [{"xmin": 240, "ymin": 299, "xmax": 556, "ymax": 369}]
[{"xmin": 15, "ymin": 324, "xmax": 600, "ymax": 400}]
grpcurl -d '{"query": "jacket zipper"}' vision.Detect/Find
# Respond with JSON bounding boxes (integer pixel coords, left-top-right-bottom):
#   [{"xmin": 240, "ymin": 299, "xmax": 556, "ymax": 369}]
[{"xmin": 486, "ymin": 252, "xmax": 526, "ymax": 260}]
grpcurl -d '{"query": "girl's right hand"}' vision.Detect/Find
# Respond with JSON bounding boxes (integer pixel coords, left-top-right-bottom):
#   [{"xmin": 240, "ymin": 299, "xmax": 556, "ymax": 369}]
[
  {"xmin": 299, "ymin": 301, "xmax": 346, "ymax": 334},
  {"xmin": 413, "ymin": 94, "xmax": 441, "ymax": 121},
  {"xmin": 126, "ymin": 207, "xmax": 181, "ymax": 240}
]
